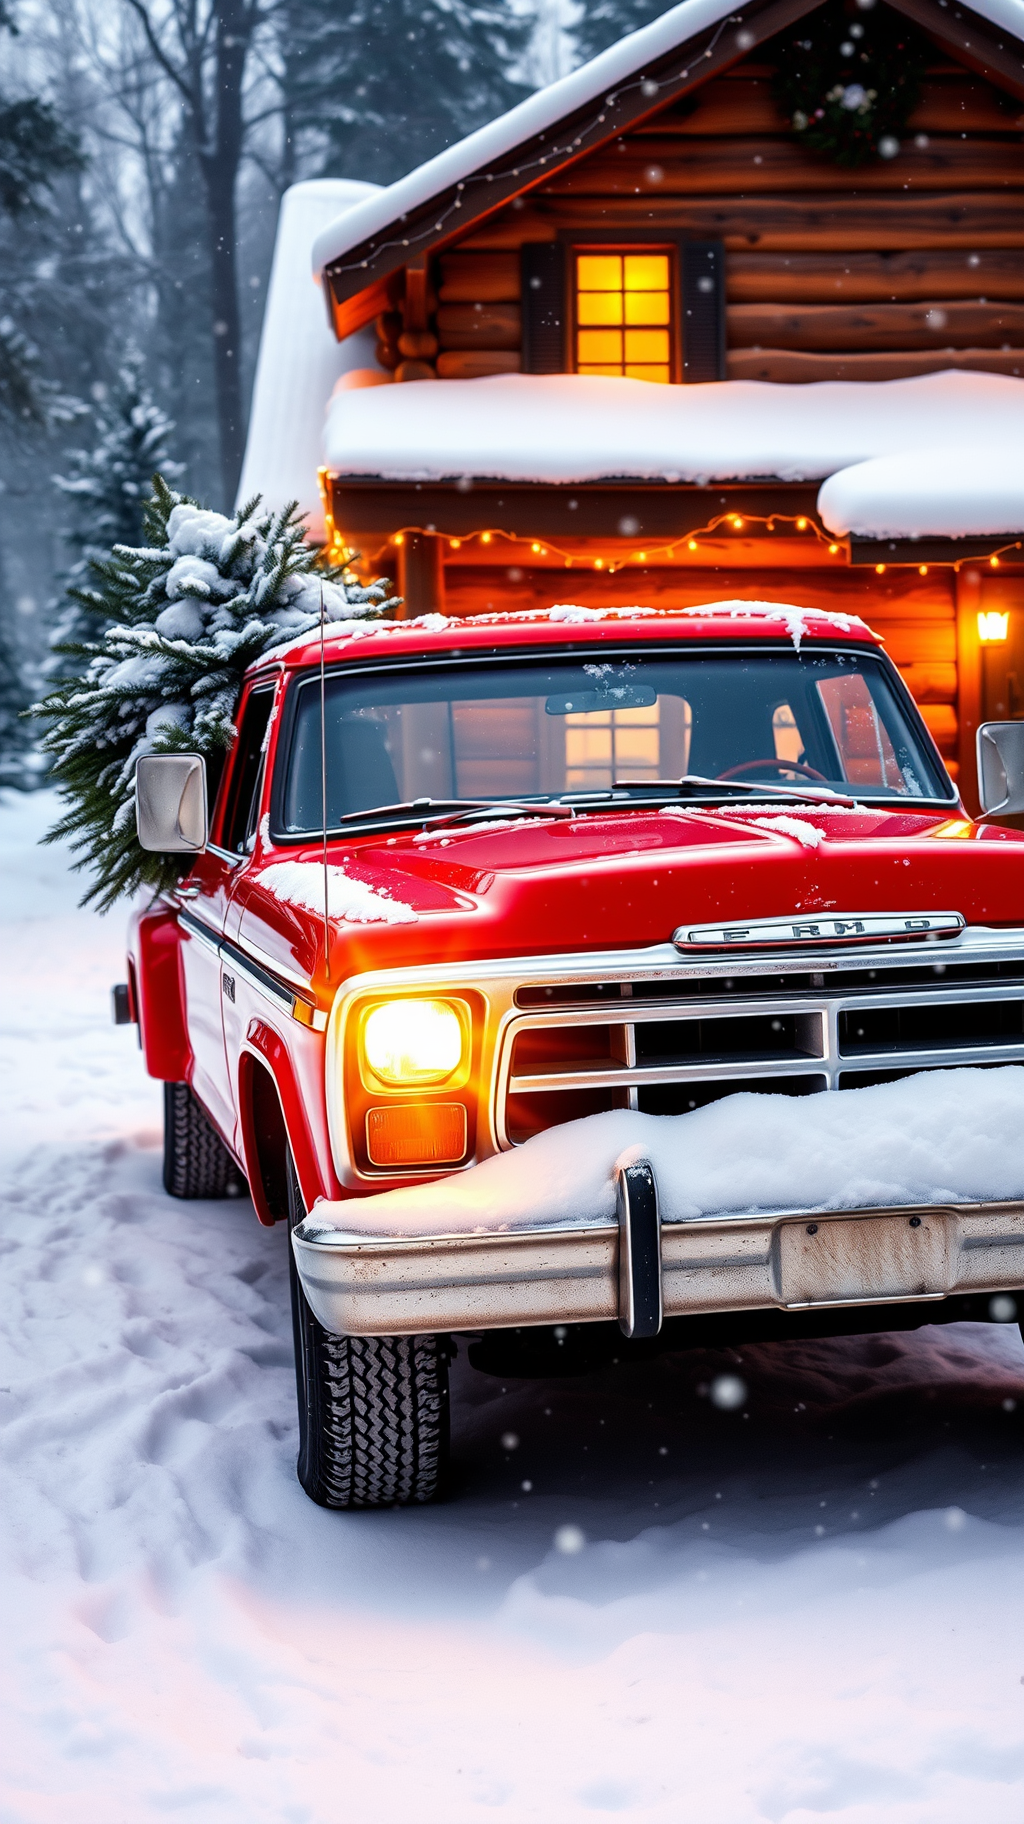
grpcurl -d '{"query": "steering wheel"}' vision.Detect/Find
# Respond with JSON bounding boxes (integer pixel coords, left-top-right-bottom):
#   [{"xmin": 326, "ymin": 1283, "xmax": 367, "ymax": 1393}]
[{"xmin": 717, "ymin": 757, "xmax": 828, "ymax": 782}]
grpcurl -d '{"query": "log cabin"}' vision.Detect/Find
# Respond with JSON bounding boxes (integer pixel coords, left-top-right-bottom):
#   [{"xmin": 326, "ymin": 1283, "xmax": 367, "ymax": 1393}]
[{"xmin": 240, "ymin": 0, "xmax": 1024, "ymax": 811}]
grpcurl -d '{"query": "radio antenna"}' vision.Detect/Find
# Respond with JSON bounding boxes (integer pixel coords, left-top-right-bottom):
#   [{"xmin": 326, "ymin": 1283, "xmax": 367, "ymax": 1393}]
[{"xmin": 319, "ymin": 581, "xmax": 330, "ymax": 982}]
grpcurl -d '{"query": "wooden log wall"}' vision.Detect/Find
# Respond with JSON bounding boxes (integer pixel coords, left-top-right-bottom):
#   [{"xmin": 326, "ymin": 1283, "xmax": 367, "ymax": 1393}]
[{"xmin": 430, "ymin": 52, "xmax": 1024, "ymax": 384}]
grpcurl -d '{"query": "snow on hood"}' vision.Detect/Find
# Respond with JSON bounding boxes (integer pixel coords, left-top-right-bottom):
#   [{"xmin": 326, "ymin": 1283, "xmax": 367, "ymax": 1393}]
[
  {"xmin": 322, "ymin": 370, "xmax": 1024, "ymax": 490},
  {"xmin": 304, "ymin": 1066, "xmax": 1024, "ymax": 1238},
  {"xmin": 258, "ymin": 860, "xmax": 416, "ymax": 925}
]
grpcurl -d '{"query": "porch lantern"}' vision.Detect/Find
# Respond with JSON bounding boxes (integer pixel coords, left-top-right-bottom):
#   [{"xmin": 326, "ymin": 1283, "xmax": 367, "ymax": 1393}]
[{"xmin": 978, "ymin": 611, "xmax": 1010, "ymax": 644}]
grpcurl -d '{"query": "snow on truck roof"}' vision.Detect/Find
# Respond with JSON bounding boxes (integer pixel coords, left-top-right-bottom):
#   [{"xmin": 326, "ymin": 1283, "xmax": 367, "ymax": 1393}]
[{"xmin": 260, "ymin": 601, "xmax": 880, "ymax": 674}]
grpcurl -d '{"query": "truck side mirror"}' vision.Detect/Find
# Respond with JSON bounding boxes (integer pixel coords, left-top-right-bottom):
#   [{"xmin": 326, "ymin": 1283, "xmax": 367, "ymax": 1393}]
[
  {"xmin": 977, "ymin": 722, "xmax": 1024, "ymax": 816},
  {"xmin": 135, "ymin": 754, "xmax": 208, "ymax": 852}
]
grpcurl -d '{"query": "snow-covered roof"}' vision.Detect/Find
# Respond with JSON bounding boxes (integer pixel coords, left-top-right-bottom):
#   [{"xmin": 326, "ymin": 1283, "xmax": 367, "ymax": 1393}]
[
  {"xmin": 311, "ymin": 0, "xmax": 736, "ymax": 279},
  {"xmin": 311, "ymin": 0, "xmax": 1024, "ymax": 281},
  {"xmin": 238, "ymin": 179, "xmax": 382, "ymax": 538},
  {"xmin": 322, "ymin": 370, "xmax": 1024, "ymax": 538},
  {"xmin": 818, "ymin": 448, "xmax": 1024, "ymax": 540}
]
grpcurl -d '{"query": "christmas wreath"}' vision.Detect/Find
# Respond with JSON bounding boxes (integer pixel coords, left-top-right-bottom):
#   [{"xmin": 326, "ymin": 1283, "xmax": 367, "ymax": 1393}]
[
  {"xmin": 772, "ymin": 0, "xmax": 929, "ymax": 169},
  {"xmin": 33, "ymin": 476, "xmax": 392, "ymax": 909}
]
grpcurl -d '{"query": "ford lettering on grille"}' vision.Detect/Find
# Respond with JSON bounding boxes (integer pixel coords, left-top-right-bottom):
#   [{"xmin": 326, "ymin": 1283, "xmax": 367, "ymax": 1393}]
[{"xmin": 673, "ymin": 912, "xmax": 966, "ymax": 951}]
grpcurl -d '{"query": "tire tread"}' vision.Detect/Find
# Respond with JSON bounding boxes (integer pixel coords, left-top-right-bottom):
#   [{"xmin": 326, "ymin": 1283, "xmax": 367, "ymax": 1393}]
[
  {"xmin": 163, "ymin": 1080, "xmax": 243, "ymax": 1199},
  {"xmin": 287, "ymin": 1156, "xmax": 448, "ymax": 1508}
]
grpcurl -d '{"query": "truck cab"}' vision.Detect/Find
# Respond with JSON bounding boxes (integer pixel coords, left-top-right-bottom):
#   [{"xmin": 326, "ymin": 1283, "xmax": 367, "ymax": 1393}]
[{"xmin": 125, "ymin": 603, "xmax": 1024, "ymax": 1508}]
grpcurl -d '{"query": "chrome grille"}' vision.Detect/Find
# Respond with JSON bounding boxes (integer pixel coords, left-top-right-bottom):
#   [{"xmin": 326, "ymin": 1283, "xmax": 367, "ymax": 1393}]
[
  {"xmin": 498, "ymin": 971, "xmax": 1024, "ymax": 1145},
  {"xmin": 327, "ymin": 926, "xmax": 1024, "ymax": 1184}
]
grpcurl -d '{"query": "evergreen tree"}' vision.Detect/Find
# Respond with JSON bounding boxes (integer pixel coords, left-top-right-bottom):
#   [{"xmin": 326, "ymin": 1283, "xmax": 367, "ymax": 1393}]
[
  {"xmin": 0, "ymin": 2, "xmax": 82, "ymax": 423},
  {"xmin": 0, "ymin": 607, "xmax": 29, "ymax": 788},
  {"xmin": 33, "ymin": 476, "xmax": 391, "ymax": 908},
  {"xmin": 50, "ymin": 354, "xmax": 183, "ymax": 666},
  {"xmin": 570, "ymin": 0, "xmax": 668, "ymax": 67},
  {"xmin": 0, "ymin": 1, "xmax": 83, "ymax": 788},
  {"xmin": 280, "ymin": 0, "xmax": 532, "ymax": 187}
]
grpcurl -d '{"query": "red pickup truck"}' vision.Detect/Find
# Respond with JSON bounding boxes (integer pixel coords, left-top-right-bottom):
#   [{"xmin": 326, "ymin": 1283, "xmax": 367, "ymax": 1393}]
[{"xmin": 122, "ymin": 603, "xmax": 1024, "ymax": 1508}]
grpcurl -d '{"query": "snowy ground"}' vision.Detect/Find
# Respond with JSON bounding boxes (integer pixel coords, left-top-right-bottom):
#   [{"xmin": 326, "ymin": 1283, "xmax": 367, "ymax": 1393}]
[{"xmin": 3, "ymin": 790, "xmax": 1024, "ymax": 1823}]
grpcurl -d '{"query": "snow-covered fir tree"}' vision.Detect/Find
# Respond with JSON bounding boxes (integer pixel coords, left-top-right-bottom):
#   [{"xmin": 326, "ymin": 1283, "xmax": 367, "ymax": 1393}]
[
  {"xmin": 34, "ymin": 476, "xmax": 392, "ymax": 908},
  {"xmin": 50, "ymin": 354, "xmax": 183, "ymax": 667}
]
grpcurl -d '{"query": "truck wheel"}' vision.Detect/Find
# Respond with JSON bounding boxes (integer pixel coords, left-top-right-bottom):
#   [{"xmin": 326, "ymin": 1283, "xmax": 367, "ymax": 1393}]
[
  {"xmin": 162, "ymin": 1081, "xmax": 244, "ymax": 1199},
  {"xmin": 286, "ymin": 1154, "xmax": 449, "ymax": 1508}
]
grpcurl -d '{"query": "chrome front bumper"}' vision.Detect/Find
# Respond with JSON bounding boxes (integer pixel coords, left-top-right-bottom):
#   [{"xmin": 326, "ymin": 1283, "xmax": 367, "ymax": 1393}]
[{"xmin": 292, "ymin": 1161, "xmax": 1024, "ymax": 1338}]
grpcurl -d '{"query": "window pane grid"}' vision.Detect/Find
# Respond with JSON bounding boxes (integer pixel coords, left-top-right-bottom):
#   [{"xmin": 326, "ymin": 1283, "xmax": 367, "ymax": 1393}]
[{"xmin": 575, "ymin": 250, "xmax": 672, "ymax": 384}]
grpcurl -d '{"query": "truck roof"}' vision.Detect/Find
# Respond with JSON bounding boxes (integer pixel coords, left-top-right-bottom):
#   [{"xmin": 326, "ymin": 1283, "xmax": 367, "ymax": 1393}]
[{"xmin": 259, "ymin": 601, "xmax": 883, "ymax": 676}]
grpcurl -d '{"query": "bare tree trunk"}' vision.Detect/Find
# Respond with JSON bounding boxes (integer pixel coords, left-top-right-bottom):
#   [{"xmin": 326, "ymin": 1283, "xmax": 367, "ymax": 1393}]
[
  {"xmin": 196, "ymin": 1, "xmax": 251, "ymax": 505},
  {"xmin": 124, "ymin": 0, "xmax": 260, "ymax": 508}
]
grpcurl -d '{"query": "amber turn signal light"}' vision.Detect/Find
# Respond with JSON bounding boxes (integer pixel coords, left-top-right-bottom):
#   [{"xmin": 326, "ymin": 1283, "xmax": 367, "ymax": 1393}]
[{"xmin": 366, "ymin": 1104, "xmax": 468, "ymax": 1168}]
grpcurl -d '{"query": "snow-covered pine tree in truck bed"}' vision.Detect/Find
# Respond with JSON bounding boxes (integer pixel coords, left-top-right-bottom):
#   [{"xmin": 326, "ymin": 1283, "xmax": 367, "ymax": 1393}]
[{"xmin": 33, "ymin": 476, "xmax": 391, "ymax": 909}]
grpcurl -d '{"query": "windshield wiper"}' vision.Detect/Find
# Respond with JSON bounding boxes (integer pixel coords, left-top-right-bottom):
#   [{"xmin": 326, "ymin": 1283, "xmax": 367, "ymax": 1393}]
[
  {"xmin": 328, "ymin": 796, "xmax": 574, "ymax": 832},
  {"xmin": 614, "ymin": 775, "xmax": 855, "ymax": 808}
]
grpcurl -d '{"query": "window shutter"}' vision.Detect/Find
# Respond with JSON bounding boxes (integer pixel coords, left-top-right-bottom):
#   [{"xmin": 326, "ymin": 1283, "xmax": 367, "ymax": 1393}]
[
  {"xmin": 681, "ymin": 241, "xmax": 725, "ymax": 383},
  {"xmin": 521, "ymin": 243, "xmax": 566, "ymax": 373}
]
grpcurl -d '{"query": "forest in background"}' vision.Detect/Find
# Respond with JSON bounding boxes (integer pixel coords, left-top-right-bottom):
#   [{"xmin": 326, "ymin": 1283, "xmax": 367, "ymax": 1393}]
[{"xmin": 0, "ymin": 0, "xmax": 670, "ymax": 785}]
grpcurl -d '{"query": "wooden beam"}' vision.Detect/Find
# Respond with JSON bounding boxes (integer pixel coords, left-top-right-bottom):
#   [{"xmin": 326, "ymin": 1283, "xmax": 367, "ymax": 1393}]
[
  {"xmin": 851, "ymin": 537, "xmax": 1023, "ymax": 565},
  {"xmin": 435, "ymin": 350, "xmax": 521, "ymax": 378},
  {"xmin": 397, "ymin": 532, "xmax": 445, "ymax": 618},
  {"xmin": 436, "ymin": 303, "xmax": 522, "ymax": 347},
  {"xmin": 546, "ymin": 135, "xmax": 1024, "ymax": 196},
  {"xmin": 470, "ymin": 192, "xmax": 1024, "ymax": 251},
  {"xmin": 955, "ymin": 566, "xmax": 983, "ymax": 811},
  {"xmin": 726, "ymin": 249, "xmax": 1024, "ymax": 303},
  {"xmin": 662, "ymin": 71, "xmax": 1024, "ymax": 135},
  {"xmin": 728, "ymin": 346, "xmax": 1024, "ymax": 380},
  {"xmin": 328, "ymin": 478, "xmax": 823, "ymax": 540},
  {"xmin": 728, "ymin": 299, "xmax": 1024, "ymax": 350},
  {"xmin": 888, "ymin": 0, "xmax": 1024, "ymax": 102},
  {"xmin": 438, "ymin": 252, "xmax": 521, "ymax": 301}
]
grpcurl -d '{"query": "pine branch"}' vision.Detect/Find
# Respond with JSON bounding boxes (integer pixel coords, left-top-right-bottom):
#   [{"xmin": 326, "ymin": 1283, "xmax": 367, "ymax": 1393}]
[{"xmin": 32, "ymin": 473, "xmax": 393, "ymax": 908}]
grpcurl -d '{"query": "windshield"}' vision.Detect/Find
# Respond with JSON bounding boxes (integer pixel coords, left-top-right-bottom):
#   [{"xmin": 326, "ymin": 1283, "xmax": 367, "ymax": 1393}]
[{"xmin": 276, "ymin": 647, "xmax": 952, "ymax": 834}]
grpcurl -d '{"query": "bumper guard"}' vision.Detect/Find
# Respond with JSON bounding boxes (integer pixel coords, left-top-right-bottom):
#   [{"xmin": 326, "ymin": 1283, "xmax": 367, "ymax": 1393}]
[{"xmin": 291, "ymin": 1161, "xmax": 1024, "ymax": 1338}]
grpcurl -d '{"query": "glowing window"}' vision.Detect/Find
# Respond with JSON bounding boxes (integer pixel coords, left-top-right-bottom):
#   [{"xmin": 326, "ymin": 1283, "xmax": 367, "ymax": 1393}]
[
  {"xmin": 575, "ymin": 251, "xmax": 672, "ymax": 383},
  {"xmin": 564, "ymin": 701, "xmax": 662, "ymax": 790}
]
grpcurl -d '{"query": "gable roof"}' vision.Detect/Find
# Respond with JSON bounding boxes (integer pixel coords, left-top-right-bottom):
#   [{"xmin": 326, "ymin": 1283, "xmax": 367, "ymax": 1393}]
[{"xmin": 313, "ymin": 0, "xmax": 1024, "ymax": 328}]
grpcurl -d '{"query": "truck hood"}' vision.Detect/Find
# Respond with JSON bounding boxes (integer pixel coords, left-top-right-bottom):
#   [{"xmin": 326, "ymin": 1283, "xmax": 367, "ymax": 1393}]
[{"xmin": 235, "ymin": 803, "xmax": 1024, "ymax": 986}]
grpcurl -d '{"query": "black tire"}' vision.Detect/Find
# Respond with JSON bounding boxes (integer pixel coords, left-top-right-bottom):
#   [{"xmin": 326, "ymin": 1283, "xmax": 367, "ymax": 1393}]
[
  {"xmin": 163, "ymin": 1080, "xmax": 245, "ymax": 1199},
  {"xmin": 286, "ymin": 1153, "xmax": 449, "ymax": 1509}
]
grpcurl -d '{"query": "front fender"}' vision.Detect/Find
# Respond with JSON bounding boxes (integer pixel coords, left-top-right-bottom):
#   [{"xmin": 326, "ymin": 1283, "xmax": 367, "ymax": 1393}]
[{"xmin": 239, "ymin": 1019, "xmax": 328, "ymax": 1223}]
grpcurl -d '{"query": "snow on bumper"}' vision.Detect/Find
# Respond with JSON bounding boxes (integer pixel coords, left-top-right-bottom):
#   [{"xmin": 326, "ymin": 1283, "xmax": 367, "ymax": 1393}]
[
  {"xmin": 294, "ymin": 1074, "xmax": 1024, "ymax": 1335},
  {"xmin": 291, "ymin": 1169, "xmax": 1024, "ymax": 1339}
]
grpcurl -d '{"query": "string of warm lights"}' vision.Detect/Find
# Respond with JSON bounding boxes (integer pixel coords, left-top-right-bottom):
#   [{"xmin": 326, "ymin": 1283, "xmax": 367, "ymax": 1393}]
[
  {"xmin": 330, "ymin": 520, "xmax": 1024, "ymax": 579},
  {"xmin": 333, "ymin": 511, "xmax": 845, "ymax": 574},
  {"xmin": 871, "ymin": 541, "xmax": 1022, "ymax": 580}
]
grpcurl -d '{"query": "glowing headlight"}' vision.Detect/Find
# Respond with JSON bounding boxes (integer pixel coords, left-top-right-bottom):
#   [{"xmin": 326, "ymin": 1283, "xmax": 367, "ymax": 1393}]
[{"xmin": 361, "ymin": 999, "xmax": 466, "ymax": 1087}]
